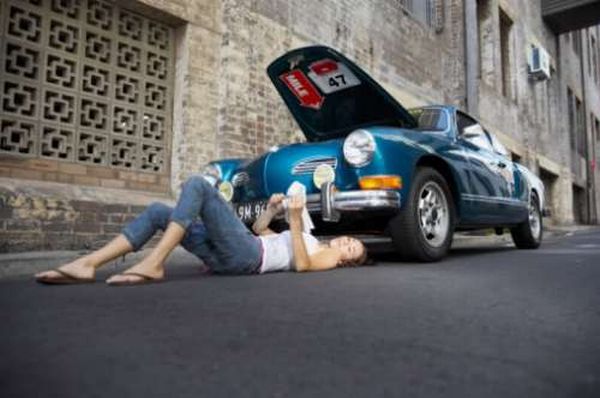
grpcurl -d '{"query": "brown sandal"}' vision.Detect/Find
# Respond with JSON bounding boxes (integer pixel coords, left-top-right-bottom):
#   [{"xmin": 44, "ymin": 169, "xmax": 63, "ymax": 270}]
[{"xmin": 35, "ymin": 269, "xmax": 95, "ymax": 285}]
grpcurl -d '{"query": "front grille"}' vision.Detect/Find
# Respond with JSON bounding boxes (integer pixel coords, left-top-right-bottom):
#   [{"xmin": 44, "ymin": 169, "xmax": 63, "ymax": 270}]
[{"xmin": 292, "ymin": 157, "xmax": 338, "ymax": 175}]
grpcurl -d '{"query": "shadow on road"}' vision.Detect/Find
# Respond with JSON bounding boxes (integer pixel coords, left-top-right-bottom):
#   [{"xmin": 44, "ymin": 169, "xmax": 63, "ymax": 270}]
[{"xmin": 369, "ymin": 245, "xmax": 515, "ymax": 264}]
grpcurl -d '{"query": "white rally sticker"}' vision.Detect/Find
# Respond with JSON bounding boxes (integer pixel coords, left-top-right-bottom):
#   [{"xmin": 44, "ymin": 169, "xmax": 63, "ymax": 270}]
[{"xmin": 307, "ymin": 59, "xmax": 361, "ymax": 94}]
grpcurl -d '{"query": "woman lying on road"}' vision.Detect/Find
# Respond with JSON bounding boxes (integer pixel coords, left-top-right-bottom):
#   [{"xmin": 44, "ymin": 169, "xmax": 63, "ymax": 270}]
[{"xmin": 35, "ymin": 176, "xmax": 367, "ymax": 285}]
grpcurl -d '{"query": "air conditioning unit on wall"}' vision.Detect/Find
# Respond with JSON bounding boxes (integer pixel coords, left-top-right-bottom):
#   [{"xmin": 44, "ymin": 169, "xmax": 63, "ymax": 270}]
[{"xmin": 529, "ymin": 46, "xmax": 551, "ymax": 81}]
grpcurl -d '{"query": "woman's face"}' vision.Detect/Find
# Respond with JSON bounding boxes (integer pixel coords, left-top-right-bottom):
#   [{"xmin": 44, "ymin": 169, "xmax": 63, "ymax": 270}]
[{"xmin": 329, "ymin": 236, "xmax": 365, "ymax": 264}]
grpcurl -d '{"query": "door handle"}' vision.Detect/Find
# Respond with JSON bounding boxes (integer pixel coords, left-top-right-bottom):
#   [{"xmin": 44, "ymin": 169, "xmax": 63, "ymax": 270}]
[{"xmin": 497, "ymin": 161, "xmax": 507, "ymax": 169}]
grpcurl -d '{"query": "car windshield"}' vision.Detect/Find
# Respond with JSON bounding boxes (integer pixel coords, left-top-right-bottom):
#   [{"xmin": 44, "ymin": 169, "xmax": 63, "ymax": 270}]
[{"xmin": 409, "ymin": 108, "xmax": 448, "ymax": 131}]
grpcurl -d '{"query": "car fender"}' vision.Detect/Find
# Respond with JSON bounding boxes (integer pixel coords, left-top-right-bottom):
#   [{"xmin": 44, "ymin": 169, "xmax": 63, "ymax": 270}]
[
  {"xmin": 515, "ymin": 163, "xmax": 546, "ymax": 211},
  {"xmin": 365, "ymin": 128, "xmax": 467, "ymax": 217},
  {"xmin": 207, "ymin": 158, "xmax": 252, "ymax": 181}
]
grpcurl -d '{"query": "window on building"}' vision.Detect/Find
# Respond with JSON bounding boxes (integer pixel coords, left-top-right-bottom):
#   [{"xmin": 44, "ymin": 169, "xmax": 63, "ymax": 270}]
[
  {"xmin": 591, "ymin": 35, "xmax": 599, "ymax": 84},
  {"xmin": 499, "ymin": 8, "xmax": 513, "ymax": 98},
  {"xmin": 576, "ymin": 97, "xmax": 585, "ymax": 157},
  {"xmin": 568, "ymin": 92, "xmax": 586, "ymax": 159},
  {"xmin": 572, "ymin": 184, "xmax": 586, "ymax": 223},
  {"xmin": 0, "ymin": 0, "xmax": 175, "ymax": 191},
  {"xmin": 398, "ymin": 0, "xmax": 441, "ymax": 30},
  {"xmin": 568, "ymin": 88, "xmax": 576, "ymax": 152},
  {"xmin": 573, "ymin": 31, "xmax": 582, "ymax": 58},
  {"xmin": 398, "ymin": 0, "xmax": 412, "ymax": 8},
  {"xmin": 589, "ymin": 34, "xmax": 593, "ymax": 76},
  {"xmin": 595, "ymin": 117, "xmax": 600, "ymax": 170},
  {"xmin": 477, "ymin": 0, "xmax": 493, "ymax": 85}
]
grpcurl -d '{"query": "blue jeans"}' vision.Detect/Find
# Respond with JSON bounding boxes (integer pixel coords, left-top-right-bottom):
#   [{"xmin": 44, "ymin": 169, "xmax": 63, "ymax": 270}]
[{"xmin": 122, "ymin": 176, "xmax": 262, "ymax": 274}]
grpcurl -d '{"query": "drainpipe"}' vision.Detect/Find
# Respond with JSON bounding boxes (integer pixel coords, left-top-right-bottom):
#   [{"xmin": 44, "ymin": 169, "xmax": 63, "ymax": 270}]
[
  {"xmin": 579, "ymin": 31, "xmax": 592, "ymax": 224},
  {"xmin": 464, "ymin": 0, "xmax": 479, "ymax": 115}
]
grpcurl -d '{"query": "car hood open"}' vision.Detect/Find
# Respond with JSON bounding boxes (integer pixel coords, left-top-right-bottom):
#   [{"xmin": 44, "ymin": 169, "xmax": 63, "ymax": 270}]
[{"xmin": 267, "ymin": 46, "xmax": 417, "ymax": 142}]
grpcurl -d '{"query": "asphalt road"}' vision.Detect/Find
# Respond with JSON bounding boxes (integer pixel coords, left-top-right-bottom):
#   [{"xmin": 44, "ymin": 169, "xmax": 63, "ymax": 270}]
[{"xmin": 1, "ymin": 229, "xmax": 600, "ymax": 398}]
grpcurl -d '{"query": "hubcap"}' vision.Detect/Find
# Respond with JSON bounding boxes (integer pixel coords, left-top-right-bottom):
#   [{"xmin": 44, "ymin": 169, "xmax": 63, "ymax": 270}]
[
  {"xmin": 417, "ymin": 181, "xmax": 450, "ymax": 247},
  {"xmin": 529, "ymin": 198, "xmax": 541, "ymax": 240}
]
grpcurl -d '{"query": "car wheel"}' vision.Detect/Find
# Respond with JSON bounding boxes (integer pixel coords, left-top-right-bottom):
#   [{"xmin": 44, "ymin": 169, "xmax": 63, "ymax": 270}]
[
  {"xmin": 510, "ymin": 192, "xmax": 543, "ymax": 249},
  {"xmin": 389, "ymin": 167, "xmax": 455, "ymax": 262}
]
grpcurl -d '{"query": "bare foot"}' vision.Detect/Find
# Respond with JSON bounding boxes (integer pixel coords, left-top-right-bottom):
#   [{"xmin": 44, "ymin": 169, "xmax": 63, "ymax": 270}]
[
  {"xmin": 106, "ymin": 255, "xmax": 165, "ymax": 285},
  {"xmin": 35, "ymin": 256, "xmax": 96, "ymax": 283}
]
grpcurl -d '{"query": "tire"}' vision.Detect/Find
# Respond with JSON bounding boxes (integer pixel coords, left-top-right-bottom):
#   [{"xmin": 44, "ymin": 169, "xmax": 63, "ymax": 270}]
[
  {"xmin": 389, "ymin": 167, "xmax": 456, "ymax": 262},
  {"xmin": 510, "ymin": 192, "xmax": 543, "ymax": 249}
]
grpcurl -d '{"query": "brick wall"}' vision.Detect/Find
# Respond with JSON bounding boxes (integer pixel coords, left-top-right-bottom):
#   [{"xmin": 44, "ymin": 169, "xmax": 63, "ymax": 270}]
[
  {"xmin": 0, "ymin": 157, "xmax": 170, "ymax": 193},
  {"xmin": 0, "ymin": 178, "xmax": 171, "ymax": 252}
]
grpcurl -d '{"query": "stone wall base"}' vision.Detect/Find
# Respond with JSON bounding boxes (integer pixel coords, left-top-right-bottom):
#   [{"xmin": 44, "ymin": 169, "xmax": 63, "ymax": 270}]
[{"xmin": 0, "ymin": 178, "xmax": 174, "ymax": 253}]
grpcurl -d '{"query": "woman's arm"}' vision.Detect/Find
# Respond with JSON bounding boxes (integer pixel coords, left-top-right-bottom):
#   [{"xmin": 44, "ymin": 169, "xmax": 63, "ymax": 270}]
[
  {"xmin": 289, "ymin": 206, "xmax": 311, "ymax": 271},
  {"xmin": 252, "ymin": 207, "xmax": 277, "ymax": 235},
  {"xmin": 252, "ymin": 193, "xmax": 285, "ymax": 236},
  {"xmin": 288, "ymin": 195, "xmax": 341, "ymax": 272}
]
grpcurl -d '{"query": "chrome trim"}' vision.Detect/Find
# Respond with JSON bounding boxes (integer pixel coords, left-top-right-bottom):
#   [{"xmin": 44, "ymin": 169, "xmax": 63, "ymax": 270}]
[
  {"xmin": 292, "ymin": 157, "xmax": 337, "ymax": 175},
  {"xmin": 461, "ymin": 193, "xmax": 526, "ymax": 206},
  {"xmin": 306, "ymin": 190, "xmax": 401, "ymax": 214},
  {"xmin": 231, "ymin": 172, "xmax": 249, "ymax": 187},
  {"xmin": 320, "ymin": 182, "xmax": 340, "ymax": 222},
  {"xmin": 317, "ymin": 234, "xmax": 395, "ymax": 251}
]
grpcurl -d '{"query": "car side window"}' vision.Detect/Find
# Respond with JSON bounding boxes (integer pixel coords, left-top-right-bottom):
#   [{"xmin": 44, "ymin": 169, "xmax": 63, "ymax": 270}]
[
  {"xmin": 409, "ymin": 108, "xmax": 448, "ymax": 131},
  {"xmin": 488, "ymin": 132, "xmax": 510, "ymax": 158},
  {"xmin": 456, "ymin": 112, "xmax": 477, "ymax": 135},
  {"xmin": 463, "ymin": 124, "xmax": 495, "ymax": 151},
  {"xmin": 456, "ymin": 112, "xmax": 494, "ymax": 152}
]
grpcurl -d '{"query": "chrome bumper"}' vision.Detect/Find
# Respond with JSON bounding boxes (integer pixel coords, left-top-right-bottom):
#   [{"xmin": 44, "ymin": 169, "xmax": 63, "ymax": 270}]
[{"xmin": 306, "ymin": 184, "xmax": 401, "ymax": 222}]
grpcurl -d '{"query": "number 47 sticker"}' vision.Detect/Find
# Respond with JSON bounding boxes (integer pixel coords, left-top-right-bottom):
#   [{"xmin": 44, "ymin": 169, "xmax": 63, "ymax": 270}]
[{"xmin": 307, "ymin": 59, "xmax": 361, "ymax": 94}]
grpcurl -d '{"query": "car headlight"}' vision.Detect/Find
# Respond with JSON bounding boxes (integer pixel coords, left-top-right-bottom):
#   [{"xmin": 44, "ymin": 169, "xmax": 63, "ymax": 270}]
[
  {"xmin": 343, "ymin": 129, "xmax": 376, "ymax": 167},
  {"xmin": 201, "ymin": 163, "xmax": 222, "ymax": 186}
]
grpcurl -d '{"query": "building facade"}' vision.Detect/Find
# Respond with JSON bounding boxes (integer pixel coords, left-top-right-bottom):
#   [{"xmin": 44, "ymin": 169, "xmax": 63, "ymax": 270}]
[{"xmin": 0, "ymin": 0, "xmax": 598, "ymax": 252}]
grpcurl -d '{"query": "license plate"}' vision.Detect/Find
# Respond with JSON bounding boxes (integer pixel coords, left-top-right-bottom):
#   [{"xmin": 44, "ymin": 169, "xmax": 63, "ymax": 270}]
[{"xmin": 234, "ymin": 200, "xmax": 268, "ymax": 223}]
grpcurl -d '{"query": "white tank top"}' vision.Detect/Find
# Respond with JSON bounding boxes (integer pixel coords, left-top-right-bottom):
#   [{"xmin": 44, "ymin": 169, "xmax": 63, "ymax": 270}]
[{"xmin": 258, "ymin": 231, "xmax": 321, "ymax": 273}]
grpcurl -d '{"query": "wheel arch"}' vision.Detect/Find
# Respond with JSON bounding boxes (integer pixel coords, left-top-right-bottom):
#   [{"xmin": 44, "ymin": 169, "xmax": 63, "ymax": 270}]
[
  {"xmin": 415, "ymin": 155, "xmax": 461, "ymax": 219},
  {"xmin": 531, "ymin": 187, "xmax": 540, "ymax": 202}
]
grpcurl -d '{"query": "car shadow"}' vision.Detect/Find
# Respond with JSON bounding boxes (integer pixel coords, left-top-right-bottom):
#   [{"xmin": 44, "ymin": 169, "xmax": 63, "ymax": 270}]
[
  {"xmin": 448, "ymin": 245, "xmax": 515, "ymax": 258},
  {"xmin": 369, "ymin": 245, "xmax": 515, "ymax": 264}
]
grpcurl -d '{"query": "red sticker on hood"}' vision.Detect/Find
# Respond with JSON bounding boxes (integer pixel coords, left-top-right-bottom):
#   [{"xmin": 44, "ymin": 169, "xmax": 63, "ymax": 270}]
[
  {"xmin": 279, "ymin": 70, "xmax": 324, "ymax": 110},
  {"xmin": 310, "ymin": 59, "xmax": 339, "ymax": 75}
]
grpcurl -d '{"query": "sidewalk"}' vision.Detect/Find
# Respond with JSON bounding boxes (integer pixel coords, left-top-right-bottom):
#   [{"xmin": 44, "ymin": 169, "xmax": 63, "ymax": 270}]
[{"xmin": 1, "ymin": 224, "xmax": 597, "ymax": 279}]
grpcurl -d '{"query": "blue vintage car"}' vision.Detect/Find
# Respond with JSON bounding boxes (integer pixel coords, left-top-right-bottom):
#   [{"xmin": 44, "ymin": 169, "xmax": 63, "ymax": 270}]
[{"xmin": 202, "ymin": 46, "xmax": 545, "ymax": 261}]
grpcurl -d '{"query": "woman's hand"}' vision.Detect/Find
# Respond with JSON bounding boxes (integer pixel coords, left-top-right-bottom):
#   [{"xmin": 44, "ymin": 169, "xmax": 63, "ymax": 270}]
[
  {"xmin": 252, "ymin": 193, "xmax": 284, "ymax": 235},
  {"xmin": 267, "ymin": 193, "xmax": 285, "ymax": 215},
  {"xmin": 287, "ymin": 194, "xmax": 305, "ymax": 219}
]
